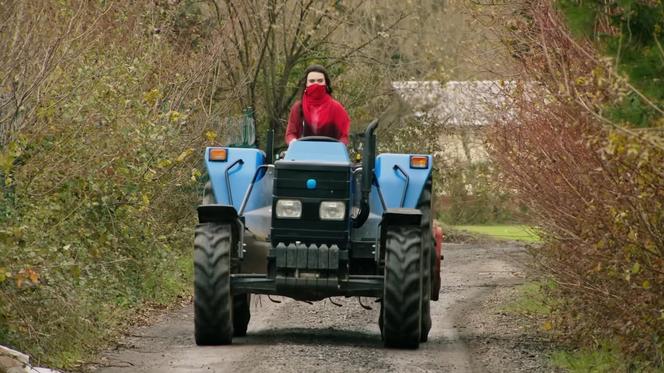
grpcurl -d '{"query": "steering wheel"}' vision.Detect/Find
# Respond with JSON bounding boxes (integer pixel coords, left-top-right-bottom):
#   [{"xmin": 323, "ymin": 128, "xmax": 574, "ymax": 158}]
[{"xmin": 297, "ymin": 136, "xmax": 339, "ymax": 142}]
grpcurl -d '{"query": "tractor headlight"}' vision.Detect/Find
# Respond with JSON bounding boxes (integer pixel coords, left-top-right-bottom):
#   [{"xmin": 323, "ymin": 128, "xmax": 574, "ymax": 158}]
[
  {"xmin": 275, "ymin": 199, "xmax": 302, "ymax": 219},
  {"xmin": 319, "ymin": 201, "xmax": 346, "ymax": 221}
]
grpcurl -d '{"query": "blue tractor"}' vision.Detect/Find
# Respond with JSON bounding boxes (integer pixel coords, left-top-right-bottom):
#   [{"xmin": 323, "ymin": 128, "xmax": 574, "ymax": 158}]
[{"xmin": 194, "ymin": 118, "xmax": 441, "ymax": 348}]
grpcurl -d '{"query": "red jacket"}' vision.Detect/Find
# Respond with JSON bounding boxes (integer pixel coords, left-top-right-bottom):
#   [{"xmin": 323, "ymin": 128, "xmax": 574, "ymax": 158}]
[{"xmin": 285, "ymin": 100, "xmax": 350, "ymax": 145}]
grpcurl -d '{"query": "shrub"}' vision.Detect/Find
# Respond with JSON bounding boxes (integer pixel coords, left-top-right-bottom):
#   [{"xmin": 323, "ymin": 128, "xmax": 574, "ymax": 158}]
[
  {"xmin": 436, "ymin": 162, "xmax": 524, "ymax": 225},
  {"xmin": 0, "ymin": 2, "xmax": 216, "ymax": 367},
  {"xmin": 489, "ymin": 0, "xmax": 663, "ymax": 364}
]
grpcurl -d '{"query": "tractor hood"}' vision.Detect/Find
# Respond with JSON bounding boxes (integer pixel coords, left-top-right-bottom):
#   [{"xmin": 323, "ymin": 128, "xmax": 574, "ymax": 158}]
[{"xmin": 282, "ymin": 140, "xmax": 350, "ymax": 165}]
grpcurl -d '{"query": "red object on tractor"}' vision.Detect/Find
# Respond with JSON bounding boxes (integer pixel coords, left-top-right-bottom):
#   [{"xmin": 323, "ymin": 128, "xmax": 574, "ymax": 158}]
[{"xmin": 432, "ymin": 224, "xmax": 443, "ymax": 301}]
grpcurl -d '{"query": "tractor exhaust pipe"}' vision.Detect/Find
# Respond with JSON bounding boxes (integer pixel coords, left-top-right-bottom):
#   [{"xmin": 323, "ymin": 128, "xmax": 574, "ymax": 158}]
[{"xmin": 353, "ymin": 119, "xmax": 379, "ymax": 228}]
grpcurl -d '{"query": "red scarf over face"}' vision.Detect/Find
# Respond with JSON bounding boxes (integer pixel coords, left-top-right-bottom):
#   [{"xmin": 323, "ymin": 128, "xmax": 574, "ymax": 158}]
[
  {"xmin": 302, "ymin": 84, "xmax": 332, "ymax": 132},
  {"xmin": 285, "ymin": 83, "xmax": 350, "ymax": 144}
]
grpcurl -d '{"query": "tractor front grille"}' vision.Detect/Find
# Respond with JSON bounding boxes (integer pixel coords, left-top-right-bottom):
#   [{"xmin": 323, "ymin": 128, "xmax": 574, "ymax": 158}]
[{"xmin": 271, "ymin": 161, "xmax": 351, "ymax": 249}]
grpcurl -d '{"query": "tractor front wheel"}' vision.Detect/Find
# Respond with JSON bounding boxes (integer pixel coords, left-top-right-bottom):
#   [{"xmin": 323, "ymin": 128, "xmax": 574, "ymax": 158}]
[
  {"xmin": 194, "ymin": 222, "xmax": 234, "ymax": 345},
  {"xmin": 381, "ymin": 225, "xmax": 423, "ymax": 349}
]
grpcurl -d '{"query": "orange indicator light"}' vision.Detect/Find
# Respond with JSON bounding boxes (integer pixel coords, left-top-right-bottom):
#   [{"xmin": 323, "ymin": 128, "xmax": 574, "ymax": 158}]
[
  {"xmin": 410, "ymin": 155, "xmax": 428, "ymax": 169},
  {"xmin": 209, "ymin": 148, "xmax": 228, "ymax": 161}
]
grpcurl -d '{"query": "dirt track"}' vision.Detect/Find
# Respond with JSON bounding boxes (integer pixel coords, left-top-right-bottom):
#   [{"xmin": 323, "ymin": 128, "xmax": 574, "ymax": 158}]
[{"xmin": 90, "ymin": 242, "xmax": 553, "ymax": 373}]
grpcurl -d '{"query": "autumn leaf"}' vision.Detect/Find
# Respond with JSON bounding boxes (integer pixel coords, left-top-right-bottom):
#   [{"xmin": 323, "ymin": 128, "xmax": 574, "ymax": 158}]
[
  {"xmin": 176, "ymin": 148, "xmax": 193, "ymax": 163},
  {"xmin": 205, "ymin": 131, "xmax": 217, "ymax": 142},
  {"xmin": 157, "ymin": 159, "xmax": 172, "ymax": 168},
  {"xmin": 143, "ymin": 88, "xmax": 161, "ymax": 106},
  {"xmin": 167, "ymin": 111, "xmax": 182, "ymax": 123},
  {"xmin": 190, "ymin": 168, "xmax": 202, "ymax": 182},
  {"xmin": 26, "ymin": 269, "xmax": 40, "ymax": 285},
  {"xmin": 142, "ymin": 193, "xmax": 150, "ymax": 207}
]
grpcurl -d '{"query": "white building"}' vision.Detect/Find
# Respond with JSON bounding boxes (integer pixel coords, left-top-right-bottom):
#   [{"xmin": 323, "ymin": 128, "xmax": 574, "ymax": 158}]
[{"xmin": 391, "ymin": 80, "xmax": 525, "ymax": 164}]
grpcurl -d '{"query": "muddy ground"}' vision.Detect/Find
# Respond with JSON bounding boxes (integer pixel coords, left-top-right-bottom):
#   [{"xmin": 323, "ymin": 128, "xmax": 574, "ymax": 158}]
[{"xmin": 87, "ymin": 242, "xmax": 555, "ymax": 373}]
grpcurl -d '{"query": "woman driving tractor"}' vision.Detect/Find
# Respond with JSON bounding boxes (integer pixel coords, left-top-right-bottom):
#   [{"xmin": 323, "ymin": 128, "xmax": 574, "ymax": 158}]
[{"xmin": 285, "ymin": 64, "xmax": 350, "ymax": 145}]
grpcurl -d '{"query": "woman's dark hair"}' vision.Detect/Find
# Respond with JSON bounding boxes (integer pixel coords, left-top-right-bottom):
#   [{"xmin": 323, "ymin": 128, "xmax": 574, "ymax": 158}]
[{"xmin": 298, "ymin": 64, "xmax": 333, "ymax": 97}]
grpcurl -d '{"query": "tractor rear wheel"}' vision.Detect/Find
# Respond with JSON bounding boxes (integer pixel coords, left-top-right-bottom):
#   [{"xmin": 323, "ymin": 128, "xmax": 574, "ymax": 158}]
[
  {"xmin": 418, "ymin": 179, "xmax": 434, "ymax": 342},
  {"xmin": 420, "ymin": 250, "xmax": 432, "ymax": 343},
  {"xmin": 194, "ymin": 222, "xmax": 234, "ymax": 345},
  {"xmin": 381, "ymin": 225, "xmax": 423, "ymax": 349},
  {"xmin": 233, "ymin": 294, "xmax": 251, "ymax": 337}
]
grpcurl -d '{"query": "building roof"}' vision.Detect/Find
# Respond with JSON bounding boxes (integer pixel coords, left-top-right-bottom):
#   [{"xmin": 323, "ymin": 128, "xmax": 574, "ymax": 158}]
[{"xmin": 391, "ymin": 80, "xmax": 523, "ymax": 127}]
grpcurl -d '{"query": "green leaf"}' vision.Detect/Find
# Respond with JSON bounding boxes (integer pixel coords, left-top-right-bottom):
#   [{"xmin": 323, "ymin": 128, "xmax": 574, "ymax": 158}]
[{"xmin": 69, "ymin": 264, "xmax": 81, "ymax": 279}]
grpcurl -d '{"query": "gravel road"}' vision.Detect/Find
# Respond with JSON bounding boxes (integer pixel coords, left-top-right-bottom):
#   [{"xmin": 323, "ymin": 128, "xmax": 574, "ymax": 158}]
[{"xmin": 90, "ymin": 242, "xmax": 553, "ymax": 373}]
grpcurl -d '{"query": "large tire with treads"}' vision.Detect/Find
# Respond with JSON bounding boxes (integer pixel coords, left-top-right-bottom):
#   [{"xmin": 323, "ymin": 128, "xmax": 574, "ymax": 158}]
[
  {"xmin": 196, "ymin": 181, "xmax": 251, "ymax": 341},
  {"xmin": 418, "ymin": 178, "xmax": 434, "ymax": 342},
  {"xmin": 381, "ymin": 225, "xmax": 423, "ymax": 349},
  {"xmin": 194, "ymin": 222, "xmax": 233, "ymax": 345}
]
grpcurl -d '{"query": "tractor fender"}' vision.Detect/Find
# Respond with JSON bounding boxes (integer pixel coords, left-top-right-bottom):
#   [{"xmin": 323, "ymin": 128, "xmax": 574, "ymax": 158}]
[
  {"xmin": 377, "ymin": 208, "xmax": 422, "ymax": 262},
  {"xmin": 373, "ymin": 154, "xmax": 433, "ymax": 212},
  {"xmin": 197, "ymin": 204, "xmax": 244, "ymax": 260},
  {"xmin": 205, "ymin": 147, "xmax": 266, "ymax": 212},
  {"xmin": 381, "ymin": 208, "xmax": 422, "ymax": 227},
  {"xmin": 197, "ymin": 204, "xmax": 238, "ymax": 224}
]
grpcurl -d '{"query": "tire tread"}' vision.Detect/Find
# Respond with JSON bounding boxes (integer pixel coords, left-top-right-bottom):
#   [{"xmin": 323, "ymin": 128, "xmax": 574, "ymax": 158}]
[
  {"xmin": 194, "ymin": 222, "xmax": 233, "ymax": 345},
  {"xmin": 382, "ymin": 225, "xmax": 422, "ymax": 349}
]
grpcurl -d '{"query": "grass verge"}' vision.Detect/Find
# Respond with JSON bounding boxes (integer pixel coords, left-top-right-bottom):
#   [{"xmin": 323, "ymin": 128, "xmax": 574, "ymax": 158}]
[
  {"xmin": 551, "ymin": 342, "xmax": 662, "ymax": 372},
  {"xmin": 451, "ymin": 225, "xmax": 541, "ymax": 243},
  {"xmin": 502, "ymin": 281, "xmax": 551, "ymax": 317},
  {"xmin": 504, "ymin": 281, "xmax": 662, "ymax": 372}
]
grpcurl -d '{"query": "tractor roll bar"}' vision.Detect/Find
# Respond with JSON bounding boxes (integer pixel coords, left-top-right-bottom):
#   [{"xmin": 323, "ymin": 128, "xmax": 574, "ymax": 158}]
[
  {"xmin": 392, "ymin": 164, "xmax": 409, "ymax": 208},
  {"xmin": 224, "ymin": 159, "xmax": 244, "ymax": 206},
  {"xmin": 238, "ymin": 164, "xmax": 274, "ymax": 216},
  {"xmin": 373, "ymin": 177, "xmax": 388, "ymax": 211},
  {"xmin": 353, "ymin": 119, "xmax": 379, "ymax": 228}
]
